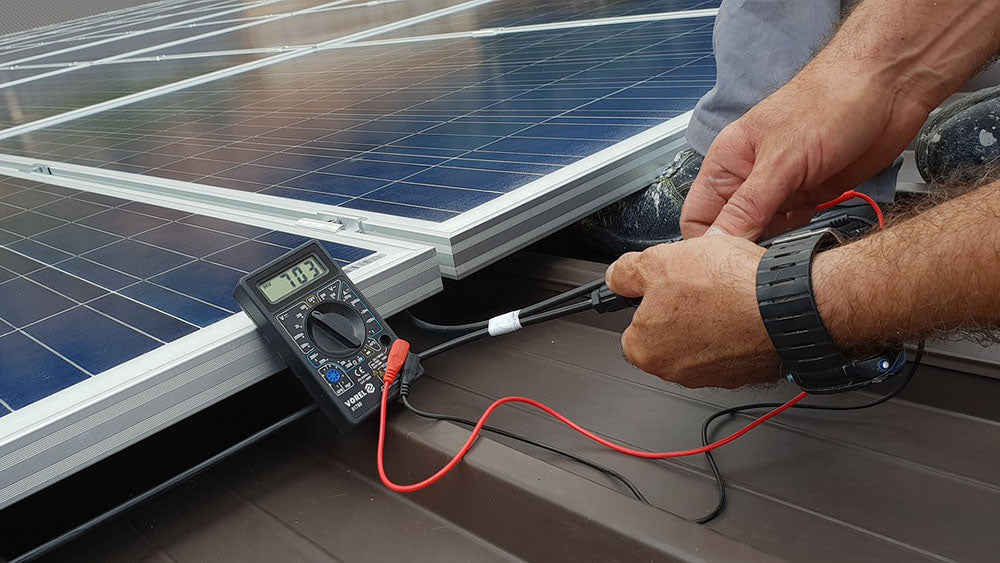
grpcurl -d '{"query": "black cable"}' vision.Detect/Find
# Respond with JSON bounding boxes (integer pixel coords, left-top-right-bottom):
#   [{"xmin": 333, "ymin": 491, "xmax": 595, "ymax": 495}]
[
  {"xmin": 692, "ymin": 342, "xmax": 925, "ymax": 524},
  {"xmin": 418, "ymin": 300, "xmax": 594, "ymax": 360},
  {"xmin": 11, "ymin": 405, "xmax": 318, "ymax": 563},
  {"xmin": 400, "ymin": 395, "xmax": 650, "ymax": 504},
  {"xmin": 405, "ymin": 278, "xmax": 606, "ymax": 335}
]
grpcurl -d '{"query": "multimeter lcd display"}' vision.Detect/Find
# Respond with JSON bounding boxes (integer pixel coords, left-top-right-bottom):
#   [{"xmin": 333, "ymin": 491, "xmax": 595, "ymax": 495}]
[{"xmin": 258, "ymin": 255, "xmax": 329, "ymax": 304}]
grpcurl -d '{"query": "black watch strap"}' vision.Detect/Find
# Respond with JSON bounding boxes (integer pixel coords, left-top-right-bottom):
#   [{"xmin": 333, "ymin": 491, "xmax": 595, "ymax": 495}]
[{"xmin": 756, "ymin": 228, "xmax": 903, "ymax": 393}]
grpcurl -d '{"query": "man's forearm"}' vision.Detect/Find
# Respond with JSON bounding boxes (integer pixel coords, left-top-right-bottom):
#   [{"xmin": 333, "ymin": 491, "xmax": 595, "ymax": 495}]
[
  {"xmin": 813, "ymin": 0, "xmax": 1000, "ymax": 108},
  {"xmin": 814, "ymin": 181, "xmax": 1000, "ymax": 352}
]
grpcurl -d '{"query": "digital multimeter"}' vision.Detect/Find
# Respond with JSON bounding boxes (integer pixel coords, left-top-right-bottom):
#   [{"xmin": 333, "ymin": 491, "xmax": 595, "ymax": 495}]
[{"xmin": 235, "ymin": 241, "xmax": 400, "ymax": 433}]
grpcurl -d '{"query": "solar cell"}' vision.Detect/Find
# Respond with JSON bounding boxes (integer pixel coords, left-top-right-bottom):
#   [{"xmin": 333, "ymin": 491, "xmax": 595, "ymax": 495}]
[{"xmin": 0, "ymin": 18, "xmax": 714, "ymax": 223}]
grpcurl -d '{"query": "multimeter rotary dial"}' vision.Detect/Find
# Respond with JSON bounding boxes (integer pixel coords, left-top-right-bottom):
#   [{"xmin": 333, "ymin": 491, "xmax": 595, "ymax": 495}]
[{"xmin": 308, "ymin": 302, "xmax": 367, "ymax": 356}]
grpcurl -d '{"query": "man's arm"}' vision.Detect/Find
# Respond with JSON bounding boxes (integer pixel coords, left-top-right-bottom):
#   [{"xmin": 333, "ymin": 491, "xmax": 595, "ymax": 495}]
[
  {"xmin": 606, "ymin": 180, "xmax": 1000, "ymax": 388},
  {"xmin": 814, "ymin": 180, "xmax": 1000, "ymax": 354},
  {"xmin": 680, "ymin": 0, "xmax": 1000, "ymax": 240}
]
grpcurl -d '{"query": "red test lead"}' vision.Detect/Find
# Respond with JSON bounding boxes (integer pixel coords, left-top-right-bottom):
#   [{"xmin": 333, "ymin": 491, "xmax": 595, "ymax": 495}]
[{"xmin": 376, "ymin": 190, "xmax": 883, "ymax": 494}]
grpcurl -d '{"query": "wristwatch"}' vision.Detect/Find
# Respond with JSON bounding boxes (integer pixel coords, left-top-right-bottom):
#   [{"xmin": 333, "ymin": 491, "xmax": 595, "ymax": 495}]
[{"xmin": 756, "ymin": 228, "xmax": 905, "ymax": 393}]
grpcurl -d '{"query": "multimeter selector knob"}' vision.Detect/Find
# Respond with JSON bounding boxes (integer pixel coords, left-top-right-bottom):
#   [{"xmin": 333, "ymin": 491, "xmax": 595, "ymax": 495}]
[{"xmin": 308, "ymin": 302, "xmax": 366, "ymax": 356}]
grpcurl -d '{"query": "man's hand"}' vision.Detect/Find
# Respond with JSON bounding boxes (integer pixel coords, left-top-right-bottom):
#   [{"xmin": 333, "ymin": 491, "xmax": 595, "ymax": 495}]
[
  {"xmin": 612, "ymin": 179, "xmax": 1000, "ymax": 389},
  {"xmin": 605, "ymin": 234, "xmax": 780, "ymax": 388},
  {"xmin": 680, "ymin": 0, "xmax": 1000, "ymax": 240},
  {"xmin": 681, "ymin": 68, "xmax": 930, "ymax": 240}
]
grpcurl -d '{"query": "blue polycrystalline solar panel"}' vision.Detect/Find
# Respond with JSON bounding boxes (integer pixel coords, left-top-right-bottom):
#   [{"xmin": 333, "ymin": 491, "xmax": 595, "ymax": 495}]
[
  {"xmin": 378, "ymin": 0, "xmax": 721, "ymax": 39},
  {"xmin": 0, "ymin": 175, "xmax": 374, "ymax": 413},
  {"xmin": 0, "ymin": 54, "xmax": 267, "ymax": 129},
  {"xmin": 0, "ymin": 18, "xmax": 716, "ymax": 223}
]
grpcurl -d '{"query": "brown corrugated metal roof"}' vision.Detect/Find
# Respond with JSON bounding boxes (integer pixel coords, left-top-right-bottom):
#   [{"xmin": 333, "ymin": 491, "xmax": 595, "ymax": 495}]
[{"xmin": 25, "ymin": 252, "xmax": 1000, "ymax": 562}]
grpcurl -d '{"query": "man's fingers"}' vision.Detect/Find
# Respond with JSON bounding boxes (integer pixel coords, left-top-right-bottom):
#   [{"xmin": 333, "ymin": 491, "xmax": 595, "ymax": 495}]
[
  {"xmin": 606, "ymin": 251, "xmax": 646, "ymax": 298},
  {"xmin": 709, "ymin": 168, "xmax": 792, "ymax": 240}
]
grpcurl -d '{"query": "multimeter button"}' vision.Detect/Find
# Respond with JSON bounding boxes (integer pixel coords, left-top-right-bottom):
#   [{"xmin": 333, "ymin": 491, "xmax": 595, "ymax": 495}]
[{"xmin": 323, "ymin": 368, "xmax": 344, "ymax": 384}]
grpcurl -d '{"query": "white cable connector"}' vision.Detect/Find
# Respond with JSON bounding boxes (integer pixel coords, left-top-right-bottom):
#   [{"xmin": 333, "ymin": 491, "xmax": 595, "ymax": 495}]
[{"xmin": 487, "ymin": 310, "xmax": 522, "ymax": 336}]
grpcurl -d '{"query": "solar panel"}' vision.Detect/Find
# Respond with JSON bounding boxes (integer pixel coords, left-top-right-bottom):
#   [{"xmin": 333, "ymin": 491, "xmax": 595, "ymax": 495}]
[
  {"xmin": 0, "ymin": 172, "xmax": 440, "ymax": 508},
  {"xmin": 0, "ymin": 16, "xmax": 715, "ymax": 275}
]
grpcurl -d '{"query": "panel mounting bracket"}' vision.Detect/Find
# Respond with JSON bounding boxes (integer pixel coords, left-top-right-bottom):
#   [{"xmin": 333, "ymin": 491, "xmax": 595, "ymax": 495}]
[{"xmin": 297, "ymin": 213, "xmax": 366, "ymax": 234}]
